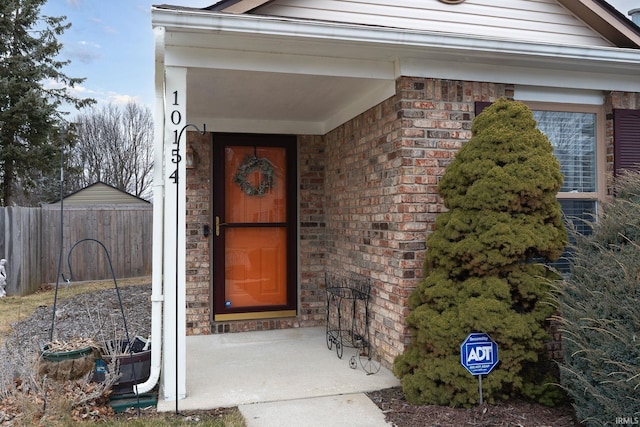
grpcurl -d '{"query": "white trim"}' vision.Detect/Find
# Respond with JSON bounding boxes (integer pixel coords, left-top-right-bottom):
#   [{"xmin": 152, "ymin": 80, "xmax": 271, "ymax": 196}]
[
  {"xmin": 398, "ymin": 56, "xmax": 640, "ymax": 93},
  {"xmin": 164, "ymin": 46, "xmax": 396, "ymax": 80},
  {"xmin": 162, "ymin": 66, "xmax": 188, "ymax": 402},
  {"xmin": 152, "ymin": 8, "xmax": 640, "ymax": 99},
  {"xmin": 514, "ymin": 86, "xmax": 605, "ymax": 105},
  {"xmin": 151, "ymin": 8, "xmax": 640, "ymax": 76},
  {"xmin": 524, "ymin": 102, "xmax": 606, "ymax": 205}
]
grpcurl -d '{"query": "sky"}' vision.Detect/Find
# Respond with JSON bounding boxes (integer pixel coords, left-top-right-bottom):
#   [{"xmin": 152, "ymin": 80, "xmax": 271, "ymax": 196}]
[
  {"xmin": 41, "ymin": 0, "xmax": 213, "ymax": 116},
  {"xmin": 41, "ymin": 0, "xmax": 639, "ymax": 119}
]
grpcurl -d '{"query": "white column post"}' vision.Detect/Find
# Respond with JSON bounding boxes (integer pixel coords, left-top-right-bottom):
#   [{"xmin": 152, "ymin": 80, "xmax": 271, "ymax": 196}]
[{"xmin": 162, "ymin": 66, "xmax": 188, "ymax": 401}]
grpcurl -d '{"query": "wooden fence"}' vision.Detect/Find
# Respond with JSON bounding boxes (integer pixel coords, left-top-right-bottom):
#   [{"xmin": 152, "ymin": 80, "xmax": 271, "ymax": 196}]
[{"xmin": 0, "ymin": 205, "xmax": 153, "ymax": 296}]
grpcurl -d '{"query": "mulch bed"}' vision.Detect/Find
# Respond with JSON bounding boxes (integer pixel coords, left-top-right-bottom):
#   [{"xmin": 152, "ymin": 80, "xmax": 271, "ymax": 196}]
[{"xmin": 367, "ymin": 387, "xmax": 581, "ymax": 427}]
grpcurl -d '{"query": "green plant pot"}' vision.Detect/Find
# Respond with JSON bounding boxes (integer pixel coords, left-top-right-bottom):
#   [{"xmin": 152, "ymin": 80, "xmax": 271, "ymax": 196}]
[{"xmin": 41, "ymin": 345, "xmax": 94, "ymax": 362}]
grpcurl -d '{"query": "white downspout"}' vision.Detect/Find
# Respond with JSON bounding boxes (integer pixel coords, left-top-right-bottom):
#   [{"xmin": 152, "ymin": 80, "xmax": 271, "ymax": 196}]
[{"xmin": 135, "ymin": 25, "xmax": 166, "ymax": 395}]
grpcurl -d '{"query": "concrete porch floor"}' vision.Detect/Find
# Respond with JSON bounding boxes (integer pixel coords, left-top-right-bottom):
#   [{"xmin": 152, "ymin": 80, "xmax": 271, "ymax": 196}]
[{"xmin": 157, "ymin": 327, "xmax": 400, "ymax": 426}]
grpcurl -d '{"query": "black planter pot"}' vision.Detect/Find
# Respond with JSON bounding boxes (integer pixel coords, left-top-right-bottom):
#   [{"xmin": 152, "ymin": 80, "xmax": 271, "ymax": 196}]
[{"xmin": 93, "ymin": 337, "xmax": 151, "ymax": 395}]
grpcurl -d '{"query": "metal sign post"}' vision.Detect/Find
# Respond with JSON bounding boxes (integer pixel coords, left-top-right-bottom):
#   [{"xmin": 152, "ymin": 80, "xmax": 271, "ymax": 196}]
[{"xmin": 460, "ymin": 332, "xmax": 499, "ymax": 404}]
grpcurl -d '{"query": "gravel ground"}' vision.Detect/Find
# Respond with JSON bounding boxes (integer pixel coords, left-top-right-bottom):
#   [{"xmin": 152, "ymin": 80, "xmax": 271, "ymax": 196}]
[{"xmin": 5, "ymin": 284, "xmax": 152, "ymax": 354}]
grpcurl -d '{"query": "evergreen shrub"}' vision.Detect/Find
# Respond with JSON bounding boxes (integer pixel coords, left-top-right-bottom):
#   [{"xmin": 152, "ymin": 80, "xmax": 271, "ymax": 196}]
[
  {"xmin": 556, "ymin": 171, "xmax": 640, "ymax": 426},
  {"xmin": 393, "ymin": 98, "xmax": 568, "ymax": 407}
]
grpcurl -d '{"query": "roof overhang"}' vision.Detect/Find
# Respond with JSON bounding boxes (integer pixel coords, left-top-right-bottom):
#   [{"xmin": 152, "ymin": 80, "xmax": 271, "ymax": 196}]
[
  {"xmin": 558, "ymin": 0, "xmax": 640, "ymax": 48},
  {"xmin": 152, "ymin": 6, "xmax": 640, "ymax": 135}
]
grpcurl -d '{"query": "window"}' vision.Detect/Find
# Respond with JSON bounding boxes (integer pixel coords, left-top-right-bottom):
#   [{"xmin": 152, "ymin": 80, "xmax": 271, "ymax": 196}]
[
  {"xmin": 527, "ymin": 103, "xmax": 605, "ymax": 272},
  {"xmin": 532, "ymin": 110, "xmax": 596, "ymax": 193},
  {"xmin": 474, "ymin": 101, "xmax": 605, "ymax": 272}
]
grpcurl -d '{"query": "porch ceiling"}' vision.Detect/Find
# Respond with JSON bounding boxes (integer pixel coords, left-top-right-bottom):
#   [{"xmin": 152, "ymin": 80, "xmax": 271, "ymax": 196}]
[{"xmin": 186, "ymin": 67, "xmax": 395, "ymax": 135}]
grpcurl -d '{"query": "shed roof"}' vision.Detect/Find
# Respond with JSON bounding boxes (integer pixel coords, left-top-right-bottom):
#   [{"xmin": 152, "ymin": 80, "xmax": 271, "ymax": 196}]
[{"xmin": 49, "ymin": 182, "xmax": 150, "ymax": 206}]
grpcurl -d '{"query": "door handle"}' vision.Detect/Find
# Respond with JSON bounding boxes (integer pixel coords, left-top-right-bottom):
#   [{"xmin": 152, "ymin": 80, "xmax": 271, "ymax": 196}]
[{"xmin": 215, "ymin": 216, "xmax": 228, "ymax": 237}]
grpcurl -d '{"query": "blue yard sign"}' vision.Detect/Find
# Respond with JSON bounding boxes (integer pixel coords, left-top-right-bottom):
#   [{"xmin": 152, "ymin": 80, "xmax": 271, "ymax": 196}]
[
  {"xmin": 460, "ymin": 332, "xmax": 499, "ymax": 404},
  {"xmin": 460, "ymin": 332, "xmax": 499, "ymax": 375}
]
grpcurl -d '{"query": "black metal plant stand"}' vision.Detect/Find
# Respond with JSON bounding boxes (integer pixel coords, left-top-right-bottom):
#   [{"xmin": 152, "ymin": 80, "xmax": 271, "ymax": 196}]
[{"xmin": 325, "ymin": 272, "xmax": 380, "ymax": 375}]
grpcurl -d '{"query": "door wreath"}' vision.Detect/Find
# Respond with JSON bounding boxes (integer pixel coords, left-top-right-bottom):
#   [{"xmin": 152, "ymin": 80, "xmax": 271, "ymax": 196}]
[{"xmin": 233, "ymin": 155, "xmax": 275, "ymax": 196}]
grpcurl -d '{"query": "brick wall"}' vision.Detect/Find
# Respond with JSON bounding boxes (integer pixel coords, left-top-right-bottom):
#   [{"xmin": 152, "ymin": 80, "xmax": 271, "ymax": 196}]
[
  {"xmin": 185, "ymin": 131, "xmax": 212, "ymax": 335},
  {"xmin": 322, "ymin": 78, "xmax": 513, "ymax": 366},
  {"xmin": 298, "ymin": 135, "xmax": 328, "ymax": 326},
  {"xmin": 184, "ymin": 77, "xmax": 599, "ymax": 369}
]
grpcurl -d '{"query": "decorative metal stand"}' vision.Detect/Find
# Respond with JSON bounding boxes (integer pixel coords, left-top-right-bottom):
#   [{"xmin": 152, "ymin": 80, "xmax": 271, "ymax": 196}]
[{"xmin": 325, "ymin": 272, "xmax": 380, "ymax": 375}]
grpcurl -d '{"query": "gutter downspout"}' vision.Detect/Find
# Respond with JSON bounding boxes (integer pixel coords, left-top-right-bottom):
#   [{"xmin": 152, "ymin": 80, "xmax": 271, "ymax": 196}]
[{"xmin": 135, "ymin": 25, "xmax": 166, "ymax": 395}]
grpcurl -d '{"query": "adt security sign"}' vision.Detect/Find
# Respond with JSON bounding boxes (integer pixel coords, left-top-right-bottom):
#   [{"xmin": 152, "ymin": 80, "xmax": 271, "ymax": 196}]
[{"xmin": 460, "ymin": 332, "xmax": 499, "ymax": 376}]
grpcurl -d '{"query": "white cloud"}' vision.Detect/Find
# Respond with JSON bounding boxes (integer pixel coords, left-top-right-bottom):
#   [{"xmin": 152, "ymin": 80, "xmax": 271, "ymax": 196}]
[
  {"xmin": 106, "ymin": 93, "xmax": 141, "ymax": 105},
  {"xmin": 43, "ymin": 78, "xmax": 148, "ymax": 110}
]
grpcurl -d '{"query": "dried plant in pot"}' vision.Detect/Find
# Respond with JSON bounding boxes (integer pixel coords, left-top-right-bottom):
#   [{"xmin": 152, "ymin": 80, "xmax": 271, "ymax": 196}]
[{"xmin": 37, "ymin": 338, "xmax": 100, "ymax": 381}]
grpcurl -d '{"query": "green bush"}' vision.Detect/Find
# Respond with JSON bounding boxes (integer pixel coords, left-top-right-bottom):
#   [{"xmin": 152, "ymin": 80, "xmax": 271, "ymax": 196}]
[
  {"xmin": 393, "ymin": 98, "xmax": 568, "ymax": 407},
  {"xmin": 556, "ymin": 172, "xmax": 640, "ymax": 426}
]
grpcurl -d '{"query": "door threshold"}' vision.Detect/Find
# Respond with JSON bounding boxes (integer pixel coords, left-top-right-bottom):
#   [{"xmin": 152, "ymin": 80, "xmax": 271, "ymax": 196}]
[{"xmin": 214, "ymin": 309, "xmax": 296, "ymax": 322}]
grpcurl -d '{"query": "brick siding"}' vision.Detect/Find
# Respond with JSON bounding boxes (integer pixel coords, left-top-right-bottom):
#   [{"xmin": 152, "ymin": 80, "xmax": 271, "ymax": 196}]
[
  {"xmin": 185, "ymin": 131, "xmax": 212, "ymax": 335},
  {"xmin": 321, "ymin": 78, "xmax": 513, "ymax": 366},
  {"xmin": 183, "ymin": 79, "xmax": 637, "ymax": 368}
]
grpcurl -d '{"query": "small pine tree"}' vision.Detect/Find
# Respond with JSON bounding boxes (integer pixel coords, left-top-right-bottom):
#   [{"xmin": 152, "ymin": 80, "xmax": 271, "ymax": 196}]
[
  {"xmin": 393, "ymin": 98, "xmax": 568, "ymax": 407},
  {"xmin": 556, "ymin": 172, "xmax": 640, "ymax": 425}
]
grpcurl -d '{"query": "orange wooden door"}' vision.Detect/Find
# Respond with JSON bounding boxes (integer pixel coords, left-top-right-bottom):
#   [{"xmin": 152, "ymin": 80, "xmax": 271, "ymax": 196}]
[{"xmin": 213, "ymin": 134, "xmax": 297, "ymax": 321}]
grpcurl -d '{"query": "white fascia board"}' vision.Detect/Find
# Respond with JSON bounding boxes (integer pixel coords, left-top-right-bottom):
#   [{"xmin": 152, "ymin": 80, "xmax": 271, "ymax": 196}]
[
  {"xmin": 514, "ymin": 86, "xmax": 605, "ymax": 105},
  {"xmin": 163, "ymin": 45, "xmax": 396, "ymax": 80},
  {"xmin": 151, "ymin": 8, "xmax": 640, "ymax": 78},
  {"xmin": 401, "ymin": 57, "xmax": 640, "ymax": 93}
]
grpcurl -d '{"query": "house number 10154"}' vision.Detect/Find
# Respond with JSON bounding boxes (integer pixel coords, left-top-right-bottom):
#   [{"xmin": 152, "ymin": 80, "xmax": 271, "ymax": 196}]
[{"xmin": 169, "ymin": 90, "xmax": 182, "ymax": 184}]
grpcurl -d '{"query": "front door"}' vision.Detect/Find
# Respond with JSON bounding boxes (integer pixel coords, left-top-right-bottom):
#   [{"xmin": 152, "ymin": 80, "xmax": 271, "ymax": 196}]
[{"xmin": 212, "ymin": 133, "xmax": 297, "ymax": 321}]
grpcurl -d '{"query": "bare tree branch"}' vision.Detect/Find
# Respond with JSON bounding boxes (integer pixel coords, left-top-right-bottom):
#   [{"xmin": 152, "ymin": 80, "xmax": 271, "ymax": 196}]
[{"xmin": 72, "ymin": 102, "xmax": 153, "ymax": 199}]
